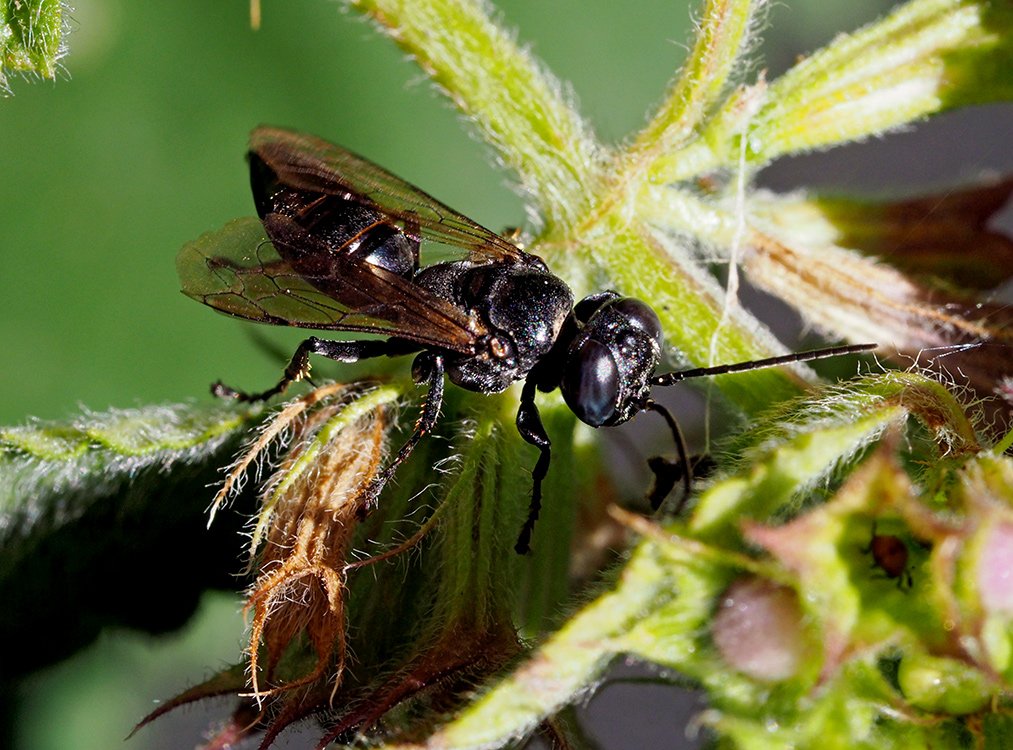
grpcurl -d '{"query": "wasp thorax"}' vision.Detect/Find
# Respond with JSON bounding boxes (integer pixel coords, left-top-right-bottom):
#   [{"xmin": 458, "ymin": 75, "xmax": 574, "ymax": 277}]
[{"xmin": 440, "ymin": 262, "xmax": 574, "ymax": 393}]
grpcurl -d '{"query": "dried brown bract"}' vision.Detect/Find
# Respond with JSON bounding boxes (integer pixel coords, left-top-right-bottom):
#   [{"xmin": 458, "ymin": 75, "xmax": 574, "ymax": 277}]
[
  {"xmin": 214, "ymin": 383, "xmax": 397, "ymax": 700},
  {"xmin": 747, "ymin": 181, "xmax": 1013, "ymax": 434}
]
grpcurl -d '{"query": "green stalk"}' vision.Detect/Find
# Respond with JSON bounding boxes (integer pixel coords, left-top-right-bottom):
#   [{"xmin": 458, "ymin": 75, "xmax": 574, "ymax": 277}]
[{"xmin": 348, "ymin": 0, "xmax": 604, "ymax": 231}]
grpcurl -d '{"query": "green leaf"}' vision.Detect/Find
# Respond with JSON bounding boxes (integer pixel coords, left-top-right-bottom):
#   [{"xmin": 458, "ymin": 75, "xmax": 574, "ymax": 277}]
[
  {"xmin": 0, "ymin": 0, "xmax": 66, "ymax": 92},
  {"xmin": 984, "ymin": 713, "xmax": 1013, "ymax": 750},
  {"xmin": 0, "ymin": 402, "xmax": 258, "ymax": 678},
  {"xmin": 746, "ymin": 0, "xmax": 1013, "ymax": 163},
  {"xmin": 690, "ymin": 378, "xmax": 904, "ymax": 537},
  {"xmin": 628, "ymin": 0, "xmax": 761, "ymax": 162},
  {"xmin": 655, "ymin": 0, "xmax": 1013, "ymax": 180},
  {"xmin": 898, "ymin": 653, "xmax": 992, "ymax": 714},
  {"xmin": 375, "ymin": 539, "xmax": 672, "ymax": 750}
]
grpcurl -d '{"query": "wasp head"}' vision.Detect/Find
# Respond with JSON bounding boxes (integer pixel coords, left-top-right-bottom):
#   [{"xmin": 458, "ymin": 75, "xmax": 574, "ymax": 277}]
[{"xmin": 558, "ymin": 292, "xmax": 663, "ymax": 427}]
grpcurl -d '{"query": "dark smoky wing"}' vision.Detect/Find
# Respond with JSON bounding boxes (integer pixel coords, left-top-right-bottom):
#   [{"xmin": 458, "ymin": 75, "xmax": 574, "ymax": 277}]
[
  {"xmin": 177, "ymin": 216, "xmax": 481, "ymax": 353},
  {"xmin": 250, "ymin": 126, "xmax": 531, "ymax": 265}
]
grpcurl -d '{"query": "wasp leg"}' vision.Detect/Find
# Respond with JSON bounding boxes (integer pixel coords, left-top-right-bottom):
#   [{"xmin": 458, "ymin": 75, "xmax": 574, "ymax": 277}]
[
  {"xmin": 515, "ymin": 377, "xmax": 551, "ymax": 555},
  {"xmin": 641, "ymin": 400, "xmax": 693, "ymax": 512},
  {"xmin": 362, "ymin": 352, "xmax": 446, "ymax": 509},
  {"xmin": 212, "ymin": 336, "xmax": 395, "ymax": 402},
  {"xmin": 646, "ymin": 453, "xmax": 717, "ymax": 513}
]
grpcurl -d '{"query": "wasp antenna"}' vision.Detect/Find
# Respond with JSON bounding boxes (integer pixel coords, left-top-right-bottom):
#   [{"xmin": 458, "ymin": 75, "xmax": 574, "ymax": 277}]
[{"xmin": 650, "ymin": 343, "xmax": 876, "ymax": 387}]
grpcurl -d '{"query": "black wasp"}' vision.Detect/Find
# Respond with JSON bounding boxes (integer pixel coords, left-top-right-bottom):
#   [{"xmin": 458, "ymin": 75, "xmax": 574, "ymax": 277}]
[{"xmin": 179, "ymin": 127, "xmax": 874, "ymax": 553}]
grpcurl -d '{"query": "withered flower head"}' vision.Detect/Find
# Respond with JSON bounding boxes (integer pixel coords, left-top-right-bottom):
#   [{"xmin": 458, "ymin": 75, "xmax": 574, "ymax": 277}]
[
  {"xmin": 747, "ymin": 181, "xmax": 1013, "ymax": 435},
  {"xmin": 213, "ymin": 383, "xmax": 396, "ymax": 701},
  {"xmin": 243, "ymin": 388, "xmax": 389, "ymax": 701}
]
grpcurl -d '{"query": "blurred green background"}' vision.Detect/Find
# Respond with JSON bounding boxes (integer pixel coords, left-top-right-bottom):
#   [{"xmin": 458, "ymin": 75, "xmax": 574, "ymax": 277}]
[{"xmin": 7, "ymin": 0, "xmax": 1007, "ymax": 748}]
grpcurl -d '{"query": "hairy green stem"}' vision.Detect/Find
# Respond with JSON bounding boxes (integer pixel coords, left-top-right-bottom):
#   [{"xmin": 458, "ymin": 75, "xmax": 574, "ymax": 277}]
[{"xmin": 348, "ymin": 0, "xmax": 604, "ymax": 231}]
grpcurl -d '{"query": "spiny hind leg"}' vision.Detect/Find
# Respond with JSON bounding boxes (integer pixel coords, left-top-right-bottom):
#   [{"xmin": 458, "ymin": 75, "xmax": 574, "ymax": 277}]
[
  {"xmin": 212, "ymin": 336, "xmax": 393, "ymax": 402},
  {"xmin": 361, "ymin": 352, "xmax": 446, "ymax": 508}
]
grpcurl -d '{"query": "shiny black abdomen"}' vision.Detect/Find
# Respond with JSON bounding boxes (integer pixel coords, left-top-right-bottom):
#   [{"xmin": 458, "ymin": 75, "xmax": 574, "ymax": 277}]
[{"xmin": 250, "ymin": 153, "xmax": 418, "ymax": 281}]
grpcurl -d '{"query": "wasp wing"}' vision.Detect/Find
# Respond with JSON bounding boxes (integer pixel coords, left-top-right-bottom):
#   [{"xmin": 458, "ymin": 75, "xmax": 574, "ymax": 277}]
[
  {"xmin": 250, "ymin": 126, "xmax": 531, "ymax": 265},
  {"xmin": 177, "ymin": 216, "xmax": 481, "ymax": 353}
]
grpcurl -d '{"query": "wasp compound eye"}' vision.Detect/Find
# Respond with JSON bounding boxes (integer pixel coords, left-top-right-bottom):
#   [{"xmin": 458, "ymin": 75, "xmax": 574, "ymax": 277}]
[
  {"xmin": 561, "ymin": 338, "xmax": 620, "ymax": 427},
  {"xmin": 572, "ymin": 291, "xmax": 620, "ymax": 324},
  {"xmin": 608, "ymin": 297, "xmax": 663, "ymax": 345}
]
